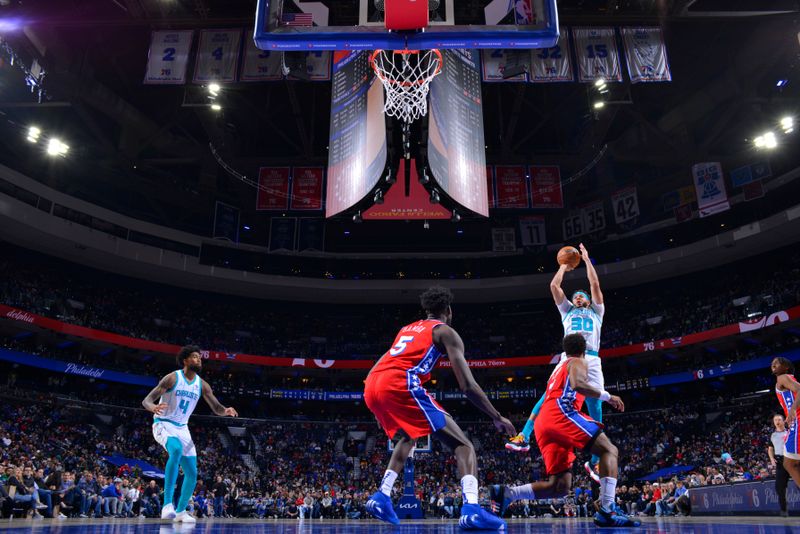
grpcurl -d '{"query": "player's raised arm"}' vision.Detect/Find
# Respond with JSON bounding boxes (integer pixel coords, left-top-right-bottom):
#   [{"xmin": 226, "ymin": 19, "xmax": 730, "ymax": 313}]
[
  {"xmin": 778, "ymin": 374, "xmax": 800, "ymax": 426},
  {"xmin": 579, "ymin": 243, "xmax": 604, "ymax": 305},
  {"xmin": 550, "ymin": 263, "xmax": 570, "ymax": 307},
  {"xmin": 142, "ymin": 373, "xmax": 177, "ymax": 415},
  {"xmin": 567, "ymin": 358, "xmax": 624, "ymax": 412},
  {"xmin": 434, "ymin": 325, "xmax": 515, "ymax": 436},
  {"xmin": 201, "ymin": 381, "xmax": 238, "ymax": 417}
]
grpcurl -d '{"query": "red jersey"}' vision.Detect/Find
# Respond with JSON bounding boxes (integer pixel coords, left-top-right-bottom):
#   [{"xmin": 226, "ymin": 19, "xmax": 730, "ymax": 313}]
[
  {"xmin": 542, "ymin": 357, "xmax": 586, "ymax": 416},
  {"xmin": 368, "ymin": 319, "xmax": 445, "ymax": 387},
  {"xmin": 777, "ymin": 374, "xmax": 798, "ymax": 418}
]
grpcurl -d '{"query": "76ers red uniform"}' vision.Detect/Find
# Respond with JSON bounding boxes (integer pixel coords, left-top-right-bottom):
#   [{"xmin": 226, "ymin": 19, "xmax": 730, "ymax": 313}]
[
  {"xmin": 535, "ymin": 358, "xmax": 603, "ymax": 475},
  {"xmin": 364, "ymin": 319, "xmax": 449, "ymax": 439},
  {"xmin": 777, "ymin": 374, "xmax": 800, "ymax": 460}
]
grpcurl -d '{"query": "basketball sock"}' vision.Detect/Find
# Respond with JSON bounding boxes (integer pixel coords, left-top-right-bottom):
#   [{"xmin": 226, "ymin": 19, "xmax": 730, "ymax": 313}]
[
  {"xmin": 507, "ymin": 483, "xmax": 535, "ymax": 502},
  {"xmin": 176, "ymin": 456, "xmax": 198, "ymax": 513},
  {"xmin": 380, "ymin": 469, "xmax": 399, "ymax": 497},
  {"xmin": 600, "ymin": 477, "xmax": 617, "ymax": 510},
  {"xmin": 460, "ymin": 475, "xmax": 479, "ymax": 505},
  {"xmin": 521, "ymin": 419, "xmax": 535, "ymax": 441},
  {"xmin": 585, "ymin": 397, "xmax": 603, "ymax": 466},
  {"xmin": 164, "ymin": 437, "xmax": 183, "ymax": 509}
]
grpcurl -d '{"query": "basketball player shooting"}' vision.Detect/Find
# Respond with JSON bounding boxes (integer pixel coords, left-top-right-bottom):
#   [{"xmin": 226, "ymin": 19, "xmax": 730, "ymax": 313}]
[
  {"xmin": 491, "ymin": 334, "xmax": 640, "ymax": 528},
  {"xmin": 142, "ymin": 345, "xmax": 238, "ymax": 522},
  {"xmin": 363, "ymin": 286, "xmax": 516, "ymax": 529},
  {"xmin": 771, "ymin": 357, "xmax": 800, "ymax": 491},
  {"xmin": 507, "ymin": 243, "xmax": 607, "ymax": 482}
]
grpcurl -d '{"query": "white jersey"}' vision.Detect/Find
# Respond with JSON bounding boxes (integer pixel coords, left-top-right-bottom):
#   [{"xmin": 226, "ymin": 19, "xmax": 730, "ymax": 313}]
[
  {"xmin": 557, "ymin": 299, "xmax": 605, "ymax": 356},
  {"xmin": 154, "ymin": 369, "xmax": 202, "ymax": 426}
]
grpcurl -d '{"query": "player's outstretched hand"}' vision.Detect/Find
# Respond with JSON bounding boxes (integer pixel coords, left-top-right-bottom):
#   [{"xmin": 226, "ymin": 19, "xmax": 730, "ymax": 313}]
[
  {"xmin": 493, "ymin": 416, "xmax": 516, "ymax": 436},
  {"xmin": 149, "ymin": 403, "xmax": 169, "ymax": 416},
  {"xmin": 607, "ymin": 395, "xmax": 625, "ymax": 412},
  {"xmin": 224, "ymin": 407, "xmax": 239, "ymax": 417},
  {"xmin": 579, "ymin": 243, "xmax": 590, "ymax": 262}
]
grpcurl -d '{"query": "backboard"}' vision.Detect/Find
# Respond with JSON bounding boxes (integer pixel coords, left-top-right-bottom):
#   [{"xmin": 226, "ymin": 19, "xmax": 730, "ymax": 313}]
[{"xmin": 254, "ymin": 0, "xmax": 559, "ymax": 51}]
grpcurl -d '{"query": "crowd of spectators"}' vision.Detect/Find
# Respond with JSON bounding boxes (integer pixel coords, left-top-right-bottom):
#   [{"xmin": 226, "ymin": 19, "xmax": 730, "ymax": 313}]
[
  {"xmin": 1, "ymin": 243, "xmax": 798, "ymax": 362},
  {"xmin": 0, "ymin": 389, "xmax": 784, "ymax": 521}
]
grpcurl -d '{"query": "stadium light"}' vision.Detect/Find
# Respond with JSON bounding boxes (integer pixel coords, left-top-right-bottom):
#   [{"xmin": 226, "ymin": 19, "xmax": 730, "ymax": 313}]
[
  {"xmin": 27, "ymin": 126, "xmax": 41, "ymax": 143},
  {"xmin": 781, "ymin": 117, "xmax": 794, "ymax": 134},
  {"xmin": 46, "ymin": 138, "xmax": 69, "ymax": 157},
  {"xmin": 211, "ymin": 103, "xmax": 222, "ymax": 111},
  {"xmin": 593, "ymin": 101, "xmax": 605, "ymax": 110},
  {"xmin": 763, "ymin": 131, "xmax": 777, "ymax": 149},
  {"xmin": 208, "ymin": 83, "xmax": 221, "ymax": 96}
]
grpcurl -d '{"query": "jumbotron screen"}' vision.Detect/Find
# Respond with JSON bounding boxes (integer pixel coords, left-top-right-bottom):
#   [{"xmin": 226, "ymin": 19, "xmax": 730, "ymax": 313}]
[
  {"xmin": 325, "ymin": 51, "xmax": 388, "ymax": 218},
  {"xmin": 427, "ymin": 49, "xmax": 490, "ymax": 217}
]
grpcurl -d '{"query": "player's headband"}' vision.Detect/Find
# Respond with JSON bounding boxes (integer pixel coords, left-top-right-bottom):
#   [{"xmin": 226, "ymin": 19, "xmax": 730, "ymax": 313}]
[{"xmin": 572, "ymin": 291, "xmax": 591, "ymax": 303}]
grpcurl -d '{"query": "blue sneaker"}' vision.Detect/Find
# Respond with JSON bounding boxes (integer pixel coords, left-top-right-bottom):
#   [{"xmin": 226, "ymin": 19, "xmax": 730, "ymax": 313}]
[
  {"xmin": 458, "ymin": 503, "xmax": 506, "ymax": 530},
  {"xmin": 489, "ymin": 485, "xmax": 511, "ymax": 517},
  {"xmin": 594, "ymin": 505, "xmax": 641, "ymax": 528},
  {"xmin": 365, "ymin": 491, "xmax": 400, "ymax": 525}
]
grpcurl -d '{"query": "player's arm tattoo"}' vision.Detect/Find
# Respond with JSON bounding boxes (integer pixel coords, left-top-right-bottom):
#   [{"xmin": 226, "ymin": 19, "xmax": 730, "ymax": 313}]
[
  {"xmin": 142, "ymin": 373, "xmax": 176, "ymax": 412},
  {"xmin": 202, "ymin": 380, "xmax": 229, "ymax": 416}
]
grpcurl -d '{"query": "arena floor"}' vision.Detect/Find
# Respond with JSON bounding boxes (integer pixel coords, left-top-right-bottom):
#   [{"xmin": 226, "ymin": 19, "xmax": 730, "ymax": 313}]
[{"xmin": 0, "ymin": 516, "xmax": 797, "ymax": 533}]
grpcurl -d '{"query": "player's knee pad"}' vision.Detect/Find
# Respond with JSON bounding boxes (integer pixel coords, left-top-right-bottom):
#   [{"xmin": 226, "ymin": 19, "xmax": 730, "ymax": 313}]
[{"xmin": 165, "ymin": 437, "xmax": 183, "ymax": 459}]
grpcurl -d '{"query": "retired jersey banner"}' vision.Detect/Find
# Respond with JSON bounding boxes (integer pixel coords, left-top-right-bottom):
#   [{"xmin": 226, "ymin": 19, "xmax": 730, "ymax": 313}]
[
  {"xmin": 611, "ymin": 186, "xmax": 640, "ymax": 223},
  {"xmin": 290, "ymin": 167, "xmax": 324, "ymax": 210},
  {"xmin": 487, "ymin": 166, "xmax": 496, "ymax": 208},
  {"xmin": 529, "ymin": 165, "xmax": 563, "ymax": 208},
  {"xmin": 256, "ymin": 167, "xmax": 290, "ymax": 211},
  {"xmin": 621, "ymin": 28, "xmax": 672, "ymax": 83},
  {"xmin": 572, "ymin": 28, "xmax": 622, "ymax": 83},
  {"xmin": 495, "ymin": 166, "xmax": 529, "ymax": 209},
  {"xmin": 299, "ymin": 51, "xmax": 332, "ymax": 81},
  {"xmin": 241, "ymin": 39, "xmax": 282, "ymax": 81},
  {"xmin": 519, "ymin": 216, "xmax": 546, "ymax": 246},
  {"xmin": 692, "ymin": 162, "xmax": 730, "ymax": 218},
  {"xmin": 481, "ymin": 50, "xmax": 528, "ymax": 82},
  {"xmin": 144, "ymin": 30, "xmax": 193, "ymax": 85},
  {"xmin": 530, "ymin": 29, "xmax": 573, "ymax": 83},
  {"xmin": 193, "ymin": 29, "xmax": 242, "ymax": 83}
]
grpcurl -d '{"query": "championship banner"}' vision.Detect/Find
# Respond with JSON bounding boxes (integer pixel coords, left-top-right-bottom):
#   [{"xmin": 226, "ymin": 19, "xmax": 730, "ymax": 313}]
[
  {"xmin": 529, "ymin": 165, "xmax": 563, "ymax": 208},
  {"xmin": 481, "ymin": 49, "xmax": 528, "ymax": 82},
  {"xmin": 572, "ymin": 28, "xmax": 622, "ymax": 83},
  {"xmin": 256, "ymin": 167, "xmax": 290, "ymax": 210},
  {"xmin": 494, "ymin": 165, "xmax": 529, "ymax": 209},
  {"xmin": 492, "ymin": 228, "xmax": 517, "ymax": 252},
  {"xmin": 144, "ymin": 30, "xmax": 193, "ymax": 85},
  {"xmin": 193, "ymin": 29, "xmax": 243, "ymax": 84},
  {"xmin": 212, "ymin": 201, "xmax": 240, "ymax": 242},
  {"xmin": 289, "ymin": 167, "xmax": 324, "ymax": 210},
  {"xmin": 529, "ymin": 29, "xmax": 574, "ymax": 83},
  {"xmin": 2, "ymin": 303, "xmax": 799, "ymax": 369},
  {"xmin": 240, "ymin": 38, "xmax": 282, "ymax": 81},
  {"xmin": 519, "ymin": 216, "xmax": 546, "ymax": 246},
  {"xmin": 486, "ymin": 166, "xmax": 496, "ymax": 208},
  {"xmin": 692, "ymin": 162, "xmax": 730, "ymax": 218},
  {"xmin": 621, "ymin": 28, "xmax": 672, "ymax": 83},
  {"xmin": 611, "ymin": 186, "xmax": 640, "ymax": 223}
]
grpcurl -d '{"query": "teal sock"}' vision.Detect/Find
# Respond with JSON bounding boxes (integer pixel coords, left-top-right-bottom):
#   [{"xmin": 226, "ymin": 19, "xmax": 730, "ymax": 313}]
[
  {"xmin": 521, "ymin": 394, "xmax": 546, "ymax": 441},
  {"xmin": 585, "ymin": 397, "xmax": 603, "ymax": 466},
  {"xmin": 176, "ymin": 456, "xmax": 198, "ymax": 513},
  {"xmin": 164, "ymin": 437, "xmax": 183, "ymax": 508}
]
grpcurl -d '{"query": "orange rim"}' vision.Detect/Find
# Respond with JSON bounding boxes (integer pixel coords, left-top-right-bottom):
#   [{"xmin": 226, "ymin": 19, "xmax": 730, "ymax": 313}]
[{"xmin": 370, "ymin": 49, "xmax": 443, "ymax": 87}]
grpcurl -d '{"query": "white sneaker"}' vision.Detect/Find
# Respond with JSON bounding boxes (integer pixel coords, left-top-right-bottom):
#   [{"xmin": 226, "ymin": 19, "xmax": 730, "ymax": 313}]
[
  {"xmin": 161, "ymin": 503, "xmax": 177, "ymax": 519},
  {"xmin": 58, "ymin": 512, "xmax": 68, "ymax": 519},
  {"xmin": 174, "ymin": 511, "xmax": 197, "ymax": 523}
]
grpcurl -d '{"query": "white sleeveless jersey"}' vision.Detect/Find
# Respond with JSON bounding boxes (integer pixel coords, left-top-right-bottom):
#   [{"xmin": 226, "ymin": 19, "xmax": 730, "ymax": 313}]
[
  {"xmin": 558, "ymin": 300, "xmax": 605, "ymax": 355},
  {"xmin": 154, "ymin": 370, "xmax": 202, "ymax": 426}
]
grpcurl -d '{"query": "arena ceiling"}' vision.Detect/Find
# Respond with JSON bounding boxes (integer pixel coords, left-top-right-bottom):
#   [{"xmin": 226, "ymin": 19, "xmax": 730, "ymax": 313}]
[{"xmin": 0, "ymin": 0, "xmax": 798, "ymax": 234}]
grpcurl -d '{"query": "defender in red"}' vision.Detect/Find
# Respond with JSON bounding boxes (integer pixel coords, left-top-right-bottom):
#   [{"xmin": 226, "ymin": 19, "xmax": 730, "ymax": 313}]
[
  {"xmin": 363, "ymin": 286, "xmax": 515, "ymax": 529},
  {"xmin": 490, "ymin": 334, "xmax": 640, "ymax": 528}
]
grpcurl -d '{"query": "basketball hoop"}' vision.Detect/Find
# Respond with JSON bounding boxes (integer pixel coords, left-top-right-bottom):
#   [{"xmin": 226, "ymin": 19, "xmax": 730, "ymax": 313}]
[{"xmin": 370, "ymin": 49, "xmax": 443, "ymax": 124}]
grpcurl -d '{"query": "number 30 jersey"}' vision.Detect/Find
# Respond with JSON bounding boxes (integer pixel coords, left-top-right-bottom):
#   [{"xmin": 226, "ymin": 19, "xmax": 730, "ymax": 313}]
[
  {"xmin": 558, "ymin": 300, "xmax": 605, "ymax": 356},
  {"xmin": 154, "ymin": 369, "xmax": 202, "ymax": 426},
  {"xmin": 369, "ymin": 319, "xmax": 446, "ymax": 388}
]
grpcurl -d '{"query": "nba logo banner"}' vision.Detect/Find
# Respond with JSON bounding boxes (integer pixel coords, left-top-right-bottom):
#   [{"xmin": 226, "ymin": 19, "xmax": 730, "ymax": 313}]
[
  {"xmin": 621, "ymin": 28, "xmax": 672, "ymax": 83},
  {"xmin": 692, "ymin": 162, "xmax": 730, "ymax": 218}
]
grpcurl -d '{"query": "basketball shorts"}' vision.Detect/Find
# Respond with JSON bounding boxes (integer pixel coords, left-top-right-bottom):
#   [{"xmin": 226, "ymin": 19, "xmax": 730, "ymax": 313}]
[
  {"xmin": 364, "ymin": 372, "xmax": 449, "ymax": 440},
  {"xmin": 785, "ymin": 421, "xmax": 800, "ymax": 460},
  {"xmin": 559, "ymin": 353, "xmax": 604, "ymax": 390},
  {"xmin": 535, "ymin": 405, "xmax": 603, "ymax": 476},
  {"xmin": 153, "ymin": 420, "xmax": 197, "ymax": 457}
]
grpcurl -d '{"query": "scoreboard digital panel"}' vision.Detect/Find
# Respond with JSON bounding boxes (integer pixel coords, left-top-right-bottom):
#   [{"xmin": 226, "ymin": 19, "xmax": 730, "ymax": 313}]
[{"xmin": 427, "ymin": 49, "xmax": 489, "ymax": 217}]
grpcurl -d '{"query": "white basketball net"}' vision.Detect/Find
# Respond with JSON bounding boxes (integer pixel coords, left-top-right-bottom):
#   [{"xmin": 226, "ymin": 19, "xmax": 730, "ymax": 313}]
[{"xmin": 371, "ymin": 49, "xmax": 443, "ymax": 124}]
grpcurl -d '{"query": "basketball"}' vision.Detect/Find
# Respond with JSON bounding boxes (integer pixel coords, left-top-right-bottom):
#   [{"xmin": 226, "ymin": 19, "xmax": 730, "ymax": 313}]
[{"xmin": 557, "ymin": 246, "xmax": 581, "ymax": 268}]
